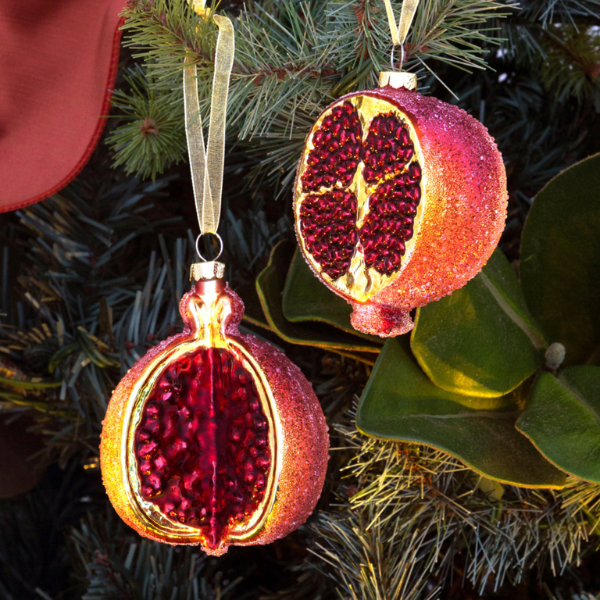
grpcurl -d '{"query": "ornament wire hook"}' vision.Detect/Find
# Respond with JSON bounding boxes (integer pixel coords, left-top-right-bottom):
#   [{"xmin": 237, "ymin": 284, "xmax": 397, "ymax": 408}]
[
  {"xmin": 391, "ymin": 43, "xmax": 405, "ymax": 72},
  {"xmin": 195, "ymin": 232, "xmax": 223, "ymax": 262}
]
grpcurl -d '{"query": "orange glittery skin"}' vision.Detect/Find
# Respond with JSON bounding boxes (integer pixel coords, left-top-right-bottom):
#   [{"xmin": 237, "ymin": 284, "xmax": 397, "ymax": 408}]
[
  {"xmin": 294, "ymin": 85, "xmax": 508, "ymax": 337},
  {"xmin": 100, "ymin": 281, "xmax": 329, "ymax": 556}
]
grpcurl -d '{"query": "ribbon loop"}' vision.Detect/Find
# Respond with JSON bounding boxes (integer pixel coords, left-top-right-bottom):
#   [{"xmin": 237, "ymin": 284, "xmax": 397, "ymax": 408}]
[
  {"xmin": 382, "ymin": 0, "xmax": 420, "ymax": 48},
  {"xmin": 183, "ymin": 4, "xmax": 235, "ymax": 236}
]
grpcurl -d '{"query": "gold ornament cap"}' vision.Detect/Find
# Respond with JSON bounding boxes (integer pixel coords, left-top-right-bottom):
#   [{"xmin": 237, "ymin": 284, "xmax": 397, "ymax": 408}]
[
  {"xmin": 379, "ymin": 71, "xmax": 418, "ymax": 90},
  {"xmin": 190, "ymin": 261, "xmax": 226, "ymax": 281}
]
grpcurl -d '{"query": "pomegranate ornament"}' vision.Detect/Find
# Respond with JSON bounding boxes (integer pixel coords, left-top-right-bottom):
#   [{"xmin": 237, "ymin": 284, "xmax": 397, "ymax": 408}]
[
  {"xmin": 294, "ymin": 71, "xmax": 508, "ymax": 337},
  {"xmin": 101, "ymin": 2, "xmax": 328, "ymax": 556},
  {"xmin": 101, "ymin": 262, "xmax": 329, "ymax": 555}
]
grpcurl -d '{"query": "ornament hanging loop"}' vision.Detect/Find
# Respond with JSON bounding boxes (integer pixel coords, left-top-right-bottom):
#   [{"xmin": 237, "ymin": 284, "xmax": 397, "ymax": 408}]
[
  {"xmin": 390, "ymin": 43, "xmax": 406, "ymax": 72},
  {"xmin": 183, "ymin": 0, "xmax": 235, "ymax": 241},
  {"xmin": 195, "ymin": 231, "xmax": 224, "ymax": 262},
  {"xmin": 383, "ymin": 0, "xmax": 419, "ymax": 69}
]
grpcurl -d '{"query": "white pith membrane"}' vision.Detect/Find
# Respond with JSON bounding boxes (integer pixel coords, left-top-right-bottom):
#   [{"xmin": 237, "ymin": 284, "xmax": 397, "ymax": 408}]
[
  {"xmin": 121, "ymin": 337, "xmax": 280, "ymax": 550},
  {"xmin": 295, "ymin": 95, "xmax": 426, "ymax": 302}
]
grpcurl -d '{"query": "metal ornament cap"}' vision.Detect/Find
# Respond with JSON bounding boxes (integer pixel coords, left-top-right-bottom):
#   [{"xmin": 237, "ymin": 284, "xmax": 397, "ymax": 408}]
[
  {"xmin": 190, "ymin": 260, "xmax": 225, "ymax": 281},
  {"xmin": 379, "ymin": 71, "xmax": 417, "ymax": 90}
]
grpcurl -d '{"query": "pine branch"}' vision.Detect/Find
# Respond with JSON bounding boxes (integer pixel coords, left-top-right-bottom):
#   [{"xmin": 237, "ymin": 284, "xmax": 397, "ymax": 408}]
[
  {"xmin": 309, "ymin": 420, "xmax": 600, "ymax": 598},
  {"xmin": 109, "ymin": 0, "xmax": 516, "ymax": 180},
  {"xmin": 105, "ymin": 0, "xmax": 599, "ymax": 217},
  {"xmin": 0, "ymin": 162, "xmax": 287, "ymax": 463},
  {"xmin": 71, "ymin": 509, "xmax": 244, "ymax": 599},
  {"xmin": 0, "ymin": 462, "xmax": 96, "ymax": 599},
  {"xmin": 106, "ymin": 65, "xmax": 187, "ymax": 180},
  {"xmin": 0, "ymin": 175, "xmax": 184, "ymax": 463},
  {"xmin": 519, "ymin": 0, "xmax": 600, "ymax": 26},
  {"xmin": 321, "ymin": 0, "xmax": 517, "ymax": 75},
  {"xmin": 536, "ymin": 25, "xmax": 600, "ymax": 102}
]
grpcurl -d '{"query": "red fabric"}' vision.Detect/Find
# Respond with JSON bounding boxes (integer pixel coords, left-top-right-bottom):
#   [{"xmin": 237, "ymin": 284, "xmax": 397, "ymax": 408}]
[{"xmin": 0, "ymin": 0, "xmax": 126, "ymax": 213}]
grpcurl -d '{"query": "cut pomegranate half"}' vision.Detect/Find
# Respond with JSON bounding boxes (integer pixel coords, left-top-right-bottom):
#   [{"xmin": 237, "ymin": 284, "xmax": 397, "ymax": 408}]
[
  {"xmin": 294, "ymin": 78, "xmax": 507, "ymax": 337},
  {"xmin": 101, "ymin": 273, "xmax": 329, "ymax": 555}
]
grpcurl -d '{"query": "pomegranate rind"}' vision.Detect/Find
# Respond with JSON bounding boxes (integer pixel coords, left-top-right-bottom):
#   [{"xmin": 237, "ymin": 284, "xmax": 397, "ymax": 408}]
[
  {"xmin": 293, "ymin": 86, "xmax": 507, "ymax": 338},
  {"xmin": 100, "ymin": 284, "xmax": 329, "ymax": 555}
]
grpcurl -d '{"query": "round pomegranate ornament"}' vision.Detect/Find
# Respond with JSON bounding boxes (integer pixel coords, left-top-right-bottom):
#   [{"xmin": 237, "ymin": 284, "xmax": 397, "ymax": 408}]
[
  {"xmin": 294, "ymin": 72, "xmax": 508, "ymax": 337},
  {"xmin": 101, "ymin": 262, "xmax": 329, "ymax": 556}
]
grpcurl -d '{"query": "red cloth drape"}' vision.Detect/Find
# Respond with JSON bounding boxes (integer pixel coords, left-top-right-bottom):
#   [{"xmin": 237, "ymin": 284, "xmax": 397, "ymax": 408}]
[{"xmin": 0, "ymin": 0, "xmax": 126, "ymax": 213}]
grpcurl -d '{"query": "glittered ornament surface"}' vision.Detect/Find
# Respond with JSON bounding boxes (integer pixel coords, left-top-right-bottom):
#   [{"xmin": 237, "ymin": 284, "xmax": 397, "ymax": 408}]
[
  {"xmin": 101, "ymin": 277, "xmax": 329, "ymax": 556},
  {"xmin": 294, "ymin": 84, "xmax": 508, "ymax": 337}
]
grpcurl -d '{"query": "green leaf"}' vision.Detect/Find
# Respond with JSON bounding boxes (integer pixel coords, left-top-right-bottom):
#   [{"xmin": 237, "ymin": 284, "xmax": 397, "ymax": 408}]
[
  {"xmin": 516, "ymin": 366, "xmax": 600, "ymax": 482},
  {"xmin": 520, "ymin": 154, "xmax": 600, "ymax": 365},
  {"xmin": 411, "ymin": 249, "xmax": 546, "ymax": 398},
  {"xmin": 256, "ymin": 241, "xmax": 381, "ymax": 362},
  {"xmin": 357, "ymin": 338, "xmax": 566, "ymax": 488},
  {"xmin": 282, "ymin": 248, "xmax": 382, "ymax": 344}
]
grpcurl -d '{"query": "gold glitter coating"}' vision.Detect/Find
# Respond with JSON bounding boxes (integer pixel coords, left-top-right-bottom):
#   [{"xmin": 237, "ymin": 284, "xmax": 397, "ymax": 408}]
[
  {"xmin": 293, "ymin": 86, "xmax": 508, "ymax": 337},
  {"xmin": 100, "ymin": 281, "xmax": 329, "ymax": 554}
]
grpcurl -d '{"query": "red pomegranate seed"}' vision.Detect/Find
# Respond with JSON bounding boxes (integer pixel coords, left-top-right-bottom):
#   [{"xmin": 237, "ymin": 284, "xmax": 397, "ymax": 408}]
[
  {"xmin": 301, "ymin": 102, "xmax": 363, "ymax": 193},
  {"xmin": 358, "ymin": 169, "xmax": 421, "ymax": 275}
]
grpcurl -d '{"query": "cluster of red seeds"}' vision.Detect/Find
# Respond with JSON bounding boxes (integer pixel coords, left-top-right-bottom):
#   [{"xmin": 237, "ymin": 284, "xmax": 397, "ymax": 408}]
[
  {"xmin": 301, "ymin": 101, "xmax": 362, "ymax": 191},
  {"xmin": 135, "ymin": 347, "xmax": 270, "ymax": 549},
  {"xmin": 359, "ymin": 163, "xmax": 422, "ymax": 275},
  {"xmin": 363, "ymin": 113, "xmax": 415, "ymax": 184},
  {"xmin": 299, "ymin": 190, "xmax": 358, "ymax": 280},
  {"xmin": 299, "ymin": 101, "xmax": 422, "ymax": 280}
]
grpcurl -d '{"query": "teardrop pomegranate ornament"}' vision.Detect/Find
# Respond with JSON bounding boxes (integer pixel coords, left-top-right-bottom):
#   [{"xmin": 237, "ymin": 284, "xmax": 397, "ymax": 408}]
[
  {"xmin": 294, "ymin": 72, "xmax": 508, "ymax": 337},
  {"xmin": 100, "ymin": 263, "xmax": 329, "ymax": 556}
]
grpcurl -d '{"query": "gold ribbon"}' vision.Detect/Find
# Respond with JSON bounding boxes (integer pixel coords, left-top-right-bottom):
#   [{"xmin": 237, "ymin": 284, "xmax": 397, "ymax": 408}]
[
  {"xmin": 184, "ymin": 0, "xmax": 235, "ymax": 236},
  {"xmin": 382, "ymin": 0, "xmax": 420, "ymax": 46}
]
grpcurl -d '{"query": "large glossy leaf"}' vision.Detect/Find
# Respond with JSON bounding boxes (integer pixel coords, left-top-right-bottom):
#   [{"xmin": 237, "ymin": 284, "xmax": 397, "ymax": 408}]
[
  {"xmin": 517, "ymin": 366, "xmax": 600, "ymax": 482},
  {"xmin": 256, "ymin": 241, "xmax": 381, "ymax": 363},
  {"xmin": 357, "ymin": 338, "xmax": 566, "ymax": 488},
  {"xmin": 411, "ymin": 249, "xmax": 546, "ymax": 398},
  {"xmin": 282, "ymin": 249, "xmax": 382, "ymax": 344},
  {"xmin": 520, "ymin": 154, "xmax": 600, "ymax": 365}
]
